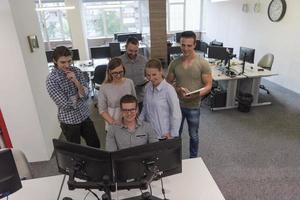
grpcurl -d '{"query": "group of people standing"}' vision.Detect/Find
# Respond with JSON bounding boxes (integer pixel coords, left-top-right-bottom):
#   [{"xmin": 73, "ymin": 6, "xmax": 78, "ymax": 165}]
[{"xmin": 46, "ymin": 31, "xmax": 212, "ymax": 158}]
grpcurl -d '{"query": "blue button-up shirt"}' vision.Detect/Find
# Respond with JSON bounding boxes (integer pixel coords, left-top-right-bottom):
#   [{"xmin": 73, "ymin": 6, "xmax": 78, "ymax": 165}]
[
  {"xmin": 140, "ymin": 79, "xmax": 182, "ymax": 138},
  {"xmin": 46, "ymin": 66, "xmax": 90, "ymax": 124}
]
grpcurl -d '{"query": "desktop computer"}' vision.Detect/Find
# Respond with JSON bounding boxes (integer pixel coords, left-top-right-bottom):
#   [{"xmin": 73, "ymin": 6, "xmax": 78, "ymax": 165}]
[{"xmin": 209, "ymin": 88, "xmax": 226, "ymax": 108}]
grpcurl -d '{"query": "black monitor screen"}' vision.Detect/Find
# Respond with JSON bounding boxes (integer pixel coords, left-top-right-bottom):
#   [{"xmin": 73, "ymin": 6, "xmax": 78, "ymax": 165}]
[
  {"xmin": 208, "ymin": 46, "xmax": 233, "ymax": 60},
  {"xmin": 45, "ymin": 50, "xmax": 54, "ymax": 63},
  {"xmin": 90, "ymin": 46, "xmax": 111, "ymax": 59},
  {"xmin": 117, "ymin": 33, "xmax": 142, "ymax": 42},
  {"xmin": 0, "ymin": 149, "xmax": 22, "ymax": 198},
  {"xmin": 71, "ymin": 49, "xmax": 80, "ymax": 61},
  {"xmin": 239, "ymin": 47, "xmax": 255, "ymax": 63},
  {"xmin": 53, "ymin": 139, "xmax": 112, "ymax": 182},
  {"xmin": 111, "ymin": 138, "xmax": 182, "ymax": 183},
  {"xmin": 175, "ymin": 32, "xmax": 182, "ymax": 43}
]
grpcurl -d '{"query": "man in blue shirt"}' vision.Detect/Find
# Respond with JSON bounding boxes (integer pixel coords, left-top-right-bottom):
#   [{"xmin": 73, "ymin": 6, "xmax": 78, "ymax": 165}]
[{"xmin": 46, "ymin": 46, "xmax": 100, "ymax": 148}]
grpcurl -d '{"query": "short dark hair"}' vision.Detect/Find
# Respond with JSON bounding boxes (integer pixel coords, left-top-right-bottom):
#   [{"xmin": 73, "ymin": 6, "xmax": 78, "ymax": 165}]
[
  {"xmin": 180, "ymin": 31, "xmax": 196, "ymax": 44},
  {"xmin": 52, "ymin": 46, "xmax": 71, "ymax": 64},
  {"xmin": 120, "ymin": 95, "xmax": 138, "ymax": 109},
  {"xmin": 126, "ymin": 37, "xmax": 139, "ymax": 46}
]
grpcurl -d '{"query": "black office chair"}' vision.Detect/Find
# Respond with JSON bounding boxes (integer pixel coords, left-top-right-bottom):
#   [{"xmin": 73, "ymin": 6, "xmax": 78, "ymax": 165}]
[
  {"xmin": 91, "ymin": 65, "xmax": 107, "ymax": 99},
  {"xmin": 258, "ymin": 53, "xmax": 274, "ymax": 94}
]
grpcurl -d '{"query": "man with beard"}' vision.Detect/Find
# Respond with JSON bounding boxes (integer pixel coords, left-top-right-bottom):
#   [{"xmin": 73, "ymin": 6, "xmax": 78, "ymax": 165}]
[{"xmin": 119, "ymin": 37, "xmax": 147, "ymax": 111}]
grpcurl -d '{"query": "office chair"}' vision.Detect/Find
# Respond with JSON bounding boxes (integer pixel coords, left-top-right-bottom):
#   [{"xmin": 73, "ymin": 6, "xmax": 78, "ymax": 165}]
[
  {"xmin": 257, "ymin": 53, "xmax": 274, "ymax": 94},
  {"xmin": 91, "ymin": 65, "xmax": 107, "ymax": 100},
  {"xmin": 0, "ymin": 148, "xmax": 33, "ymax": 180}
]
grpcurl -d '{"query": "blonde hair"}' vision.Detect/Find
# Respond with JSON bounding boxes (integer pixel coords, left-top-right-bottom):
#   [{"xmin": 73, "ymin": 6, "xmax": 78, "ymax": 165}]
[
  {"xmin": 105, "ymin": 57, "xmax": 126, "ymax": 83},
  {"xmin": 145, "ymin": 58, "xmax": 164, "ymax": 78}
]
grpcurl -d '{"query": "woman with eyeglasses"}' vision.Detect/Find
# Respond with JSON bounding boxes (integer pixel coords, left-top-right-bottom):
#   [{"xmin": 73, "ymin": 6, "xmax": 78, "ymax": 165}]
[
  {"xmin": 98, "ymin": 57, "xmax": 136, "ymax": 129},
  {"xmin": 140, "ymin": 59, "xmax": 182, "ymax": 140}
]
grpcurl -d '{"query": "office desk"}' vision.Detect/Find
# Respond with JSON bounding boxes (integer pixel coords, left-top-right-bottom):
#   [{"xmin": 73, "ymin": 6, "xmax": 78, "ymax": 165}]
[
  {"xmin": 210, "ymin": 61, "xmax": 277, "ymax": 110},
  {"xmin": 238, "ymin": 64, "xmax": 277, "ymax": 106},
  {"xmin": 48, "ymin": 59, "xmax": 109, "ymax": 73},
  {"xmin": 10, "ymin": 158, "xmax": 225, "ymax": 200}
]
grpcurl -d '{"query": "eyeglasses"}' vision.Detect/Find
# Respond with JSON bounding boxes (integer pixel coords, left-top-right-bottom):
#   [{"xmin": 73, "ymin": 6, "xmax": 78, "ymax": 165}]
[
  {"xmin": 111, "ymin": 70, "xmax": 124, "ymax": 76},
  {"xmin": 121, "ymin": 108, "xmax": 136, "ymax": 113}
]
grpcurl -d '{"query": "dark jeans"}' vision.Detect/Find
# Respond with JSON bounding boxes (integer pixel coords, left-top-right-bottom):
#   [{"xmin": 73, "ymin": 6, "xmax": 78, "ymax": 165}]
[
  {"xmin": 179, "ymin": 107, "xmax": 200, "ymax": 158},
  {"xmin": 60, "ymin": 117, "xmax": 100, "ymax": 148}
]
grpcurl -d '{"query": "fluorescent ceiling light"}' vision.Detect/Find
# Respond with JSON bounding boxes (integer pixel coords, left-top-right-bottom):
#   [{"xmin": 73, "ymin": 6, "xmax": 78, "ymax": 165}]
[{"xmin": 36, "ymin": 6, "xmax": 75, "ymax": 11}]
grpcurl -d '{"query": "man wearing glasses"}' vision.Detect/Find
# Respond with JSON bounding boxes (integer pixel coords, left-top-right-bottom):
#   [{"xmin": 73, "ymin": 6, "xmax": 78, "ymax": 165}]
[
  {"xmin": 106, "ymin": 95, "xmax": 158, "ymax": 151},
  {"xmin": 46, "ymin": 46, "xmax": 100, "ymax": 148}
]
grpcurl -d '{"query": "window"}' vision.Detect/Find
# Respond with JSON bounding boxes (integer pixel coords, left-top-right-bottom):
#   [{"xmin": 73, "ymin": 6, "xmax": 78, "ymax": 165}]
[
  {"xmin": 83, "ymin": 1, "xmax": 149, "ymax": 39},
  {"xmin": 36, "ymin": 2, "xmax": 71, "ymax": 42},
  {"xmin": 167, "ymin": 0, "xmax": 202, "ymax": 33}
]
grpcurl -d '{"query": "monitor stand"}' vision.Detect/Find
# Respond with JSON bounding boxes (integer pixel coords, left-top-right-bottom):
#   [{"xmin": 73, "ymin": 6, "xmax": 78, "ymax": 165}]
[{"xmin": 121, "ymin": 194, "xmax": 164, "ymax": 200}]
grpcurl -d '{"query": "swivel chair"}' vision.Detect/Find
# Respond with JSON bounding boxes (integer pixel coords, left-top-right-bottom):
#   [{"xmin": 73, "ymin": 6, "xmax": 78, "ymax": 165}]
[
  {"xmin": 91, "ymin": 64, "xmax": 107, "ymax": 99},
  {"xmin": 257, "ymin": 53, "xmax": 274, "ymax": 94}
]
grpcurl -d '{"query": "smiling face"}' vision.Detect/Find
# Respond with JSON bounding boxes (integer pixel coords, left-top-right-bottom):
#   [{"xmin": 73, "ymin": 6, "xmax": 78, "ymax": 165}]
[
  {"xmin": 54, "ymin": 56, "xmax": 72, "ymax": 72},
  {"xmin": 145, "ymin": 67, "xmax": 163, "ymax": 87},
  {"xmin": 126, "ymin": 43, "xmax": 139, "ymax": 60},
  {"xmin": 180, "ymin": 37, "xmax": 196, "ymax": 58},
  {"xmin": 110, "ymin": 65, "xmax": 124, "ymax": 81},
  {"xmin": 121, "ymin": 102, "xmax": 138, "ymax": 124}
]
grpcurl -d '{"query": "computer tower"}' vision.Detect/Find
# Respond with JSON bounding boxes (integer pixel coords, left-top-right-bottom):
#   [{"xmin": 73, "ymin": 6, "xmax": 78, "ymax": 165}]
[{"xmin": 210, "ymin": 89, "xmax": 226, "ymax": 108}]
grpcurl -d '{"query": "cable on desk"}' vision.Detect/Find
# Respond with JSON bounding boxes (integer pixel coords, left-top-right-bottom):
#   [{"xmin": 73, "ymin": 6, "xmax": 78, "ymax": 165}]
[
  {"xmin": 83, "ymin": 191, "xmax": 90, "ymax": 200},
  {"xmin": 87, "ymin": 189, "xmax": 100, "ymax": 200},
  {"xmin": 57, "ymin": 174, "xmax": 66, "ymax": 200},
  {"xmin": 160, "ymin": 177, "xmax": 168, "ymax": 200}
]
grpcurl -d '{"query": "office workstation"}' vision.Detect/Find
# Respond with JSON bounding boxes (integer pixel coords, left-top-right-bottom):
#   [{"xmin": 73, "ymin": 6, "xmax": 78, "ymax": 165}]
[
  {"xmin": 2, "ymin": 1, "xmax": 300, "ymax": 200},
  {"xmin": 203, "ymin": 45, "xmax": 277, "ymax": 110}
]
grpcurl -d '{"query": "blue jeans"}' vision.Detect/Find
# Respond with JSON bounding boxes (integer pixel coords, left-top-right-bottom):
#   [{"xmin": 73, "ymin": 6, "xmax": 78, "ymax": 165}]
[{"xmin": 179, "ymin": 107, "xmax": 200, "ymax": 158}]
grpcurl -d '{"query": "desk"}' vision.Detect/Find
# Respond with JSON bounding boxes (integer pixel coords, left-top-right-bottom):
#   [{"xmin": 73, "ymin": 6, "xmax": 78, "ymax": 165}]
[
  {"xmin": 10, "ymin": 158, "xmax": 225, "ymax": 200},
  {"xmin": 48, "ymin": 59, "xmax": 109, "ymax": 73},
  {"xmin": 210, "ymin": 60, "xmax": 277, "ymax": 110}
]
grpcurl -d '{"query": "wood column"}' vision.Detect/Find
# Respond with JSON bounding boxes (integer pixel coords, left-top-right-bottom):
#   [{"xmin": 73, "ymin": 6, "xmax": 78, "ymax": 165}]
[{"xmin": 149, "ymin": 0, "xmax": 167, "ymax": 65}]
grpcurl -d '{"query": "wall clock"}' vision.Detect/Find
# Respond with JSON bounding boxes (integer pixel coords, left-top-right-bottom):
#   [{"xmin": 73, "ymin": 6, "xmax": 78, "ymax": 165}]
[{"xmin": 268, "ymin": 0, "xmax": 287, "ymax": 22}]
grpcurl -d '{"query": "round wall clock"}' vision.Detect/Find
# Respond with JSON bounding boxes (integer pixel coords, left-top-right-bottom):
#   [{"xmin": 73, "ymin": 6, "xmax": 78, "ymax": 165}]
[{"xmin": 268, "ymin": 0, "xmax": 287, "ymax": 22}]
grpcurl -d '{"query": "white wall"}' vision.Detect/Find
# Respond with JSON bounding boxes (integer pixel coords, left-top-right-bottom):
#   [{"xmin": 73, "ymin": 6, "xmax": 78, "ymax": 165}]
[
  {"xmin": 202, "ymin": 0, "xmax": 300, "ymax": 94},
  {"xmin": 0, "ymin": 0, "xmax": 60, "ymax": 161}
]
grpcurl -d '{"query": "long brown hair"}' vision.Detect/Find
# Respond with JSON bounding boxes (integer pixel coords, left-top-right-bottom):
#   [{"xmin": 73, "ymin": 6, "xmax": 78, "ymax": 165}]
[{"xmin": 105, "ymin": 57, "xmax": 126, "ymax": 83}]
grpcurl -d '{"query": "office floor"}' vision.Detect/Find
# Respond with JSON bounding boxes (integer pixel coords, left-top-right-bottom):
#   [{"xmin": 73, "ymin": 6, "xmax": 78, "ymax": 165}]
[{"xmin": 30, "ymin": 79, "xmax": 300, "ymax": 200}]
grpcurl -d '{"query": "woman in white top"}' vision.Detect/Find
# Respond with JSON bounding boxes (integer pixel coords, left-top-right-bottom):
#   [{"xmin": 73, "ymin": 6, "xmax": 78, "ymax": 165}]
[
  {"xmin": 98, "ymin": 57, "xmax": 136, "ymax": 128},
  {"xmin": 140, "ymin": 59, "xmax": 181, "ymax": 139}
]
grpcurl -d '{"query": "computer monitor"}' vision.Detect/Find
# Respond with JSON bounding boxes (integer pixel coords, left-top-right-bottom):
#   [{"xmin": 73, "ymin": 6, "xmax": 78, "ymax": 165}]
[
  {"xmin": 53, "ymin": 139, "xmax": 113, "ymax": 184},
  {"xmin": 0, "ymin": 149, "xmax": 22, "ymax": 198},
  {"xmin": 239, "ymin": 47, "xmax": 255, "ymax": 64},
  {"xmin": 109, "ymin": 42, "xmax": 121, "ymax": 57},
  {"xmin": 208, "ymin": 46, "xmax": 233, "ymax": 60},
  {"xmin": 112, "ymin": 138, "xmax": 182, "ymax": 184},
  {"xmin": 45, "ymin": 50, "xmax": 54, "ymax": 63},
  {"xmin": 117, "ymin": 33, "xmax": 142, "ymax": 42},
  {"xmin": 175, "ymin": 32, "xmax": 182, "ymax": 43},
  {"xmin": 90, "ymin": 46, "xmax": 111, "ymax": 59},
  {"xmin": 71, "ymin": 49, "xmax": 80, "ymax": 61},
  {"xmin": 209, "ymin": 40, "xmax": 223, "ymax": 47}
]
